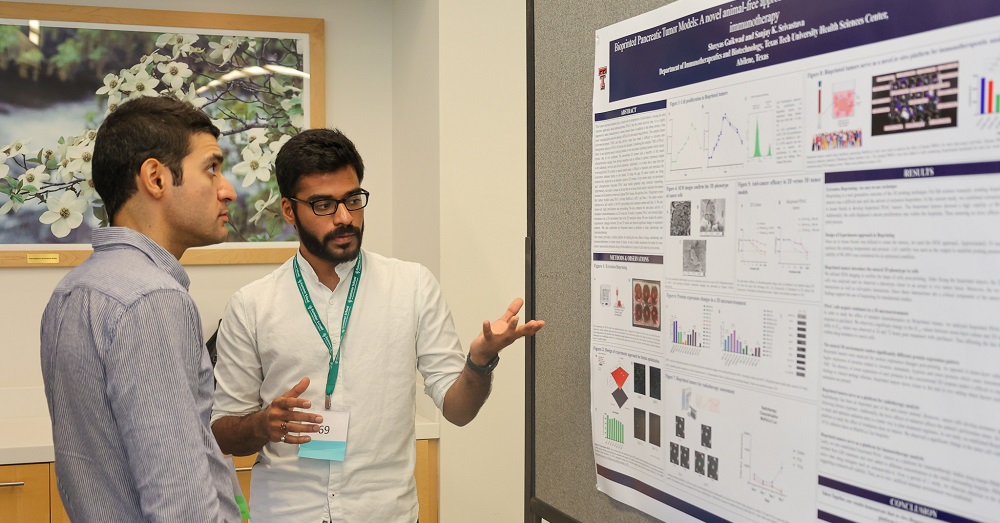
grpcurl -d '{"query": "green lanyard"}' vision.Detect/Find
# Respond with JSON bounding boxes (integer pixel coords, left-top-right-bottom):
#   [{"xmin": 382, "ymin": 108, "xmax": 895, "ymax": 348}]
[{"xmin": 293, "ymin": 252, "xmax": 363, "ymax": 410}]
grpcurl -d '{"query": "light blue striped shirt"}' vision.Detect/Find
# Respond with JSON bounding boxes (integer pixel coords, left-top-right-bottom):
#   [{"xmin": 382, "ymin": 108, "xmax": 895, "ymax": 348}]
[{"xmin": 40, "ymin": 227, "xmax": 240, "ymax": 522}]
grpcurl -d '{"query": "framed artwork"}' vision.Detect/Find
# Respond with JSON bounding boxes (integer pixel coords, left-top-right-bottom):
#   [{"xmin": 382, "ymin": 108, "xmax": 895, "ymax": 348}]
[{"xmin": 0, "ymin": 2, "xmax": 325, "ymax": 266}]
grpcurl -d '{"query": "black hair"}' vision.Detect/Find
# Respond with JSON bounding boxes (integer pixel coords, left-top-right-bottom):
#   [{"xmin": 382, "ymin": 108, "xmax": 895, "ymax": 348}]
[
  {"xmin": 92, "ymin": 96, "xmax": 220, "ymax": 223},
  {"xmin": 274, "ymin": 128, "xmax": 365, "ymax": 198}
]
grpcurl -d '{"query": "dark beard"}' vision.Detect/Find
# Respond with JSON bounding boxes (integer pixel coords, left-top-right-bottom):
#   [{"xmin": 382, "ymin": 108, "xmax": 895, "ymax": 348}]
[{"xmin": 294, "ymin": 211, "xmax": 364, "ymax": 265}]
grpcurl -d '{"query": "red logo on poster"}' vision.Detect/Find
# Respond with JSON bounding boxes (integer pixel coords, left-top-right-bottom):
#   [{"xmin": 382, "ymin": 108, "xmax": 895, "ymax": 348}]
[{"xmin": 598, "ymin": 66, "xmax": 607, "ymax": 90}]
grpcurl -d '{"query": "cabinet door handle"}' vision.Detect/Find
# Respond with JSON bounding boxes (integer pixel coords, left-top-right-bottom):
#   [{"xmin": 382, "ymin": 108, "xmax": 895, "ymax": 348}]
[
  {"xmin": 0, "ymin": 482, "xmax": 25, "ymax": 487},
  {"xmin": 234, "ymin": 467, "xmax": 253, "ymax": 472}
]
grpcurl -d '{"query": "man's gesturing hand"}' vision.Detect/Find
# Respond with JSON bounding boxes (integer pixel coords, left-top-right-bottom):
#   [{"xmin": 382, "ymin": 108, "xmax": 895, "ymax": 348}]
[
  {"xmin": 469, "ymin": 298, "xmax": 545, "ymax": 366},
  {"xmin": 257, "ymin": 377, "xmax": 323, "ymax": 444}
]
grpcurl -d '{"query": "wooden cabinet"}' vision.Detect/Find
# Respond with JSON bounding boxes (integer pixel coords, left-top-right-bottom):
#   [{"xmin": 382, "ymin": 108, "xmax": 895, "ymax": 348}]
[
  {"xmin": 39, "ymin": 441, "xmax": 439, "ymax": 523},
  {"xmin": 49, "ymin": 463, "xmax": 70, "ymax": 523},
  {"xmin": 415, "ymin": 439, "xmax": 439, "ymax": 523},
  {"xmin": 233, "ymin": 440, "xmax": 440, "ymax": 523},
  {"xmin": 0, "ymin": 463, "xmax": 50, "ymax": 522}
]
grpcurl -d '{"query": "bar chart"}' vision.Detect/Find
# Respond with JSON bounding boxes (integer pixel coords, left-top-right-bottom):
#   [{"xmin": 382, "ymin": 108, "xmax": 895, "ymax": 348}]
[
  {"xmin": 605, "ymin": 414, "xmax": 625, "ymax": 443},
  {"xmin": 979, "ymin": 76, "xmax": 998, "ymax": 115},
  {"xmin": 672, "ymin": 319, "xmax": 701, "ymax": 347},
  {"xmin": 721, "ymin": 326, "xmax": 761, "ymax": 357},
  {"xmin": 668, "ymin": 303, "xmax": 712, "ymax": 356},
  {"xmin": 972, "ymin": 72, "xmax": 1000, "ymax": 132}
]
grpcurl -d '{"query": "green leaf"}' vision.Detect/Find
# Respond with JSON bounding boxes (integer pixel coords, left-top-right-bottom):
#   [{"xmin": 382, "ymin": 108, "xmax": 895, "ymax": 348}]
[
  {"xmin": 18, "ymin": 47, "xmax": 44, "ymax": 67},
  {"xmin": 265, "ymin": 214, "xmax": 284, "ymax": 238},
  {"xmin": 93, "ymin": 205, "xmax": 108, "ymax": 227},
  {"xmin": 268, "ymin": 77, "xmax": 288, "ymax": 94},
  {"xmin": 52, "ymin": 39, "xmax": 83, "ymax": 70},
  {"xmin": 11, "ymin": 193, "xmax": 24, "ymax": 204},
  {"xmin": 22, "ymin": 185, "xmax": 37, "ymax": 193}
]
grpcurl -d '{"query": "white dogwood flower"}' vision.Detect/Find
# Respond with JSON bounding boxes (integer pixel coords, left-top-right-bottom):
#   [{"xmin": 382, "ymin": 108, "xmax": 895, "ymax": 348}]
[
  {"xmin": 249, "ymin": 190, "xmax": 279, "ymax": 225},
  {"xmin": 208, "ymin": 36, "xmax": 240, "ymax": 64},
  {"xmin": 210, "ymin": 119, "xmax": 231, "ymax": 133},
  {"xmin": 105, "ymin": 92, "xmax": 124, "ymax": 117},
  {"xmin": 156, "ymin": 33, "xmax": 199, "ymax": 57},
  {"xmin": 40, "ymin": 191, "xmax": 87, "ymax": 238},
  {"xmin": 41, "ymin": 148, "xmax": 55, "ymax": 162},
  {"xmin": 6, "ymin": 138, "xmax": 31, "ymax": 155},
  {"xmin": 232, "ymin": 143, "xmax": 273, "ymax": 188},
  {"xmin": 77, "ymin": 170, "xmax": 97, "ymax": 201},
  {"xmin": 131, "ymin": 53, "xmax": 169, "ymax": 73},
  {"xmin": 175, "ymin": 85, "xmax": 209, "ymax": 108},
  {"xmin": 158, "ymin": 61, "xmax": 193, "ymax": 90},
  {"xmin": 121, "ymin": 70, "xmax": 160, "ymax": 99},
  {"xmin": 0, "ymin": 196, "xmax": 21, "ymax": 215},
  {"xmin": 96, "ymin": 73, "xmax": 122, "ymax": 96},
  {"xmin": 246, "ymin": 128, "xmax": 269, "ymax": 147},
  {"xmin": 66, "ymin": 144, "xmax": 94, "ymax": 177},
  {"xmin": 18, "ymin": 165, "xmax": 49, "ymax": 187},
  {"xmin": 56, "ymin": 156, "xmax": 74, "ymax": 182},
  {"xmin": 269, "ymin": 134, "xmax": 292, "ymax": 157}
]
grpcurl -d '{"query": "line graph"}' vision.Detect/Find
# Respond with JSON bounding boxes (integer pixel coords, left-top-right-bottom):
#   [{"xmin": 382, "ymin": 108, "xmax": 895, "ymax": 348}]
[
  {"xmin": 735, "ymin": 179, "xmax": 822, "ymax": 285},
  {"xmin": 741, "ymin": 432, "xmax": 786, "ymax": 499},
  {"xmin": 776, "ymin": 227, "xmax": 810, "ymax": 265},
  {"xmin": 738, "ymin": 228, "xmax": 768, "ymax": 265},
  {"xmin": 707, "ymin": 112, "xmax": 747, "ymax": 167},
  {"xmin": 668, "ymin": 116, "xmax": 705, "ymax": 171},
  {"xmin": 752, "ymin": 465, "xmax": 784, "ymax": 494}
]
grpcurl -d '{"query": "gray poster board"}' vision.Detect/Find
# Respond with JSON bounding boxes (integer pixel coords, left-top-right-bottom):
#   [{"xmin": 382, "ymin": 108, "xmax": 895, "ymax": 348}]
[{"xmin": 527, "ymin": 1, "xmax": 677, "ymax": 522}]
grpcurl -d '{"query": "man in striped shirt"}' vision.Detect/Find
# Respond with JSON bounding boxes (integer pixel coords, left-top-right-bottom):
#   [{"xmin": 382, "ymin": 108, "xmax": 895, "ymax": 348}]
[{"xmin": 40, "ymin": 96, "xmax": 241, "ymax": 521}]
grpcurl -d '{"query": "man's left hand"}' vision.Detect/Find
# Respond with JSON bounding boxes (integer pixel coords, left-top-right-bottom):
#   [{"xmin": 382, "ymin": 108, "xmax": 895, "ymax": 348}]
[{"xmin": 469, "ymin": 298, "xmax": 545, "ymax": 366}]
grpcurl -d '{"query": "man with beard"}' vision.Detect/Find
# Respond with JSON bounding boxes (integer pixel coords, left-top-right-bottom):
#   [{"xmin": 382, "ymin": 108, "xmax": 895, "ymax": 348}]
[{"xmin": 210, "ymin": 128, "xmax": 543, "ymax": 522}]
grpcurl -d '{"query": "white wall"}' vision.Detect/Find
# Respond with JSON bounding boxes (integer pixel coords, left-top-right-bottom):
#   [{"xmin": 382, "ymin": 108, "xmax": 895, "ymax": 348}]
[
  {"xmin": 437, "ymin": 1, "xmax": 528, "ymax": 521},
  {"xmin": 392, "ymin": 0, "xmax": 440, "ymax": 276},
  {"xmin": 392, "ymin": 1, "xmax": 529, "ymax": 520},
  {"xmin": 392, "ymin": 0, "xmax": 446, "ymax": 428}
]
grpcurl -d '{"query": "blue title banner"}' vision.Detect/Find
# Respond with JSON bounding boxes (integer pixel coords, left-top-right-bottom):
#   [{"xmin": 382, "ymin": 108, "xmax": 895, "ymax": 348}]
[
  {"xmin": 819, "ymin": 476, "xmax": 981, "ymax": 523},
  {"xmin": 594, "ymin": 252, "xmax": 664, "ymax": 264},
  {"xmin": 825, "ymin": 161, "xmax": 1000, "ymax": 184},
  {"xmin": 594, "ymin": 100, "xmax": 666, "ymax": 122},
  {"xmin": 609, "ymin": 0, "xmax": 1000, "ymax": 101}
]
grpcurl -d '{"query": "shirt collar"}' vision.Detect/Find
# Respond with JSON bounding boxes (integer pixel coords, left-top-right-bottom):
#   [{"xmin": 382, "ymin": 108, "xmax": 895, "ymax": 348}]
[
  {"xmin": 293, "ymin": 249, "xmax": 365, "ymax": 289},
  {"xmin": 92, "ymin": 227, "xmax": 190, "ymax": 289}
]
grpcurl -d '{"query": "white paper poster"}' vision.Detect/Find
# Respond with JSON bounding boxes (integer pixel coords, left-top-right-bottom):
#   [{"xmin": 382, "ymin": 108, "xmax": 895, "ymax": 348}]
[{"xmin": 590, "ymin": 2, "xmax": 1000, "ymax": 522}]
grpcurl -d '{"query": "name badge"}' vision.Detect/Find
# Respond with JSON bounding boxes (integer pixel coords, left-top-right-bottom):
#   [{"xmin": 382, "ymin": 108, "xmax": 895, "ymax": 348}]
[{"xmin": 297, "ymin": 407, "xmax": 350, "ymax": 461}]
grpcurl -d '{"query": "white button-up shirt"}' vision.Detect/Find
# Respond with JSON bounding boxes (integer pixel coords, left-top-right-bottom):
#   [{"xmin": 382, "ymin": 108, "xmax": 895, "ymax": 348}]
[{"xmin": 212, "ymin": 250, "xmax": 464, "ymax": 522}]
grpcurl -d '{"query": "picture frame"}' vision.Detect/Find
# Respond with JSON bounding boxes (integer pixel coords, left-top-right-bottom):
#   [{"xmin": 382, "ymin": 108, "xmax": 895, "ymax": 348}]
[{"xmin": 0, "ymin": 2, "xmax": 325, "ymax": 266}]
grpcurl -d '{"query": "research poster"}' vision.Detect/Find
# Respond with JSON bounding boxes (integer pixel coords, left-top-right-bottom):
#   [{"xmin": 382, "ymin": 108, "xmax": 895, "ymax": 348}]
[{"xmin": 590, "ymin": 2, "xmax": 1000, "ymax": 522}]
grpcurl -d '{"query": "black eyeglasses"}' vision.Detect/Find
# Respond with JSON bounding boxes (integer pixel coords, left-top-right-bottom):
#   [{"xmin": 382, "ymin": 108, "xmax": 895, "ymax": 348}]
[{"xmin": 288, "ymin": 190, "xmax": 370, "ymax": 216}]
